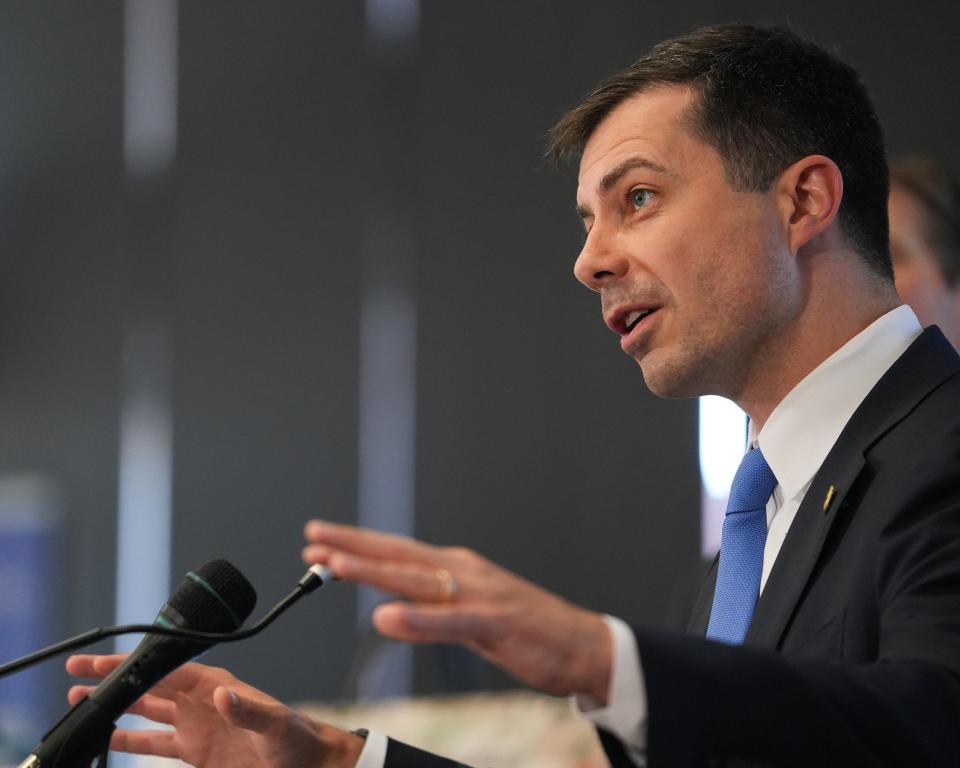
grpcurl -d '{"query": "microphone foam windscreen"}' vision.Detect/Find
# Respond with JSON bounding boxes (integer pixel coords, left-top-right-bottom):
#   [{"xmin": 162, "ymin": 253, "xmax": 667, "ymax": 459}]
[{"xmin": 168, "ymin": 559, "xmax": 258, "ymax": 633}]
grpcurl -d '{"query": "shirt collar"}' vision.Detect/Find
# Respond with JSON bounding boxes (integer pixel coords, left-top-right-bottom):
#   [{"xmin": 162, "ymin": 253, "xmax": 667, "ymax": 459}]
[{"xmin": 752, "ymin": 305, "xmax": 922, "ymax": 501}]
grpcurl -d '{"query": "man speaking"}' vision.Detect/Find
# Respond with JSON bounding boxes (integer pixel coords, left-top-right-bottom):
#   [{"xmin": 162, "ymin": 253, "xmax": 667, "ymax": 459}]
[{"xmin": 68, "ymin": 23, "xmax": 960, "ymax": 767}]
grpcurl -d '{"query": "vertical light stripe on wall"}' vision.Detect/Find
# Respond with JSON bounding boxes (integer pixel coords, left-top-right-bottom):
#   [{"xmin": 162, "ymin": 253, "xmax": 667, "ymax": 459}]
[
  {"xmin": 116, "ymin": 2, "xmax": 179, "ymax": 765},
  {"xmin": 354, "ymin": 0, "xmax": 420, "ymax": 700}
]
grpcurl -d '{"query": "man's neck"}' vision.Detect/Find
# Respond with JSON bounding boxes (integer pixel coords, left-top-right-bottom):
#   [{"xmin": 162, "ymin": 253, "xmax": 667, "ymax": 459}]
[{"xmin": 736, "ymin": 260, "xmax": 900, "ymax": 431}]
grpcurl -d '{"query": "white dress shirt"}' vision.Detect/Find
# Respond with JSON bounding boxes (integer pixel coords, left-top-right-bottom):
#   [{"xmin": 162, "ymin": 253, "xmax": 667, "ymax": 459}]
[
  {"xmin": 356, "ymin": 305, "xmax": 922, "ymax": 768},
  {"xmin": 355, "ymin": 728, "xmax": 389, "ymax": 768},
  {"xmin": 577, "ymin": 305, "xmax": 922, "ymax": 766}
]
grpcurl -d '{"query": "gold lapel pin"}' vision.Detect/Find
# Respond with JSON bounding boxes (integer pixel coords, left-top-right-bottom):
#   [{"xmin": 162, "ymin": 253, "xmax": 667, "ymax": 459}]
[{"xmin": 823, "ymin": 484, "xmax": 836, "ymax": 512}]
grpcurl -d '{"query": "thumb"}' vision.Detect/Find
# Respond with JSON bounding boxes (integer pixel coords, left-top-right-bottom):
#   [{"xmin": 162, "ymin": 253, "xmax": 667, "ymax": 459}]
[{"xmin": 213, "ymin": 686, "xmax": 286, "ymax": 735}]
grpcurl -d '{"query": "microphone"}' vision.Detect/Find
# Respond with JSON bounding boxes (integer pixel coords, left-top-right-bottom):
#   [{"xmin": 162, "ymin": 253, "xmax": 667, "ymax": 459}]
[{"xmin": 21, "ymin": 559, "xmax": 257, "ymax": 768}]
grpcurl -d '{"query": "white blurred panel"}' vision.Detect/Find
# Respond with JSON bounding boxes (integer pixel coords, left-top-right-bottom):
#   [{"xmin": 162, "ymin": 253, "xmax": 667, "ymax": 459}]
[
  {"xmin": 365, "ymin": 0, "xmax": 419, "ymax": 45},
  {"xmin": 124, "ymin": 0, "xmax": 178, "ymax": 176},
  {"xmin": 698, "ymin": 395, "xmax": 747, "ymax": 555}
]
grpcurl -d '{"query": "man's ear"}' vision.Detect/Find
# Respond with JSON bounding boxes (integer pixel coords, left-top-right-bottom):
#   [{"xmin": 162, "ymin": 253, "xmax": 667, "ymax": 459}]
[{"xmin": 775, "ymin": 155, "xmax": 844, "ymax": 254}]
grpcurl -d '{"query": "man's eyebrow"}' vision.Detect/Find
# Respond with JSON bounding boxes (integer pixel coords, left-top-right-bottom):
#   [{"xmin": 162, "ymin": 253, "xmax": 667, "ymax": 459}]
[
  {"xmin": 576, "ymin": 156, "xmax": 669, "ymax": 223},
  {"xmin": 598, "ymin": 156, "xmax": 668, "ymax": 194}
]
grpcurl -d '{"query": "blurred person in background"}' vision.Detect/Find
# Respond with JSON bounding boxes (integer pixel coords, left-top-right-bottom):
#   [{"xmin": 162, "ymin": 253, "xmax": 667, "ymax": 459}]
[{"xmin": 888, "ymin": 155, "xmax": 960, "ymax": 348}]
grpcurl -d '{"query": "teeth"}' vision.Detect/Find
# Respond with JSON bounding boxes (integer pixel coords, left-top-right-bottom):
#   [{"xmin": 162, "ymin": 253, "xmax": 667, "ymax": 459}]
[{"xmin": 624, "ymin": 309, "xmax": 653, "ymax": 331}]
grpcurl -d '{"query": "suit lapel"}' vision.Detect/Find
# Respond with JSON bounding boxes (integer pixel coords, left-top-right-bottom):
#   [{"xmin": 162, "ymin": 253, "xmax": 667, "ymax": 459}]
[
  {"xmin": 744, "ymin": 327, "xmax": 959, "ymax": 648},
  {"xmin": 745, "ymin": 433, "xmax": 865, "ymax": 647}
]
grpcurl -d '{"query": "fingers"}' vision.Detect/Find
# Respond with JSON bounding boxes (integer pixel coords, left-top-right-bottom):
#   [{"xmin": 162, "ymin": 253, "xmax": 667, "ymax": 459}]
[
  {"xmin": 66, "ymin": 653, "xmax": 126, "ymax": 679},
  {"xmin": 303, "ymin": 520, "xmax": 447, "ymax": 568},
  {"xmin": 301, "ymin": 542, "xmax": 332, "ymax": 563},
  {"xmin": 67, "ymin": 655, "xmax": 214, "ymax": 704},
  {"xmin": 372, "ymin": 602, "xmax": 491, "ymax": 644},
  {"xmin": 121, "ymin": 694, "xmax": 179, "ymax": 724},
  {"xmin": 110, "ymin": 729, "xmax": 180, "ymax": 759},
  {"xmin": 144, "ymin": 664, "xmax": 208, "ymax": 699},
  {"xmin": 302, "ymin": 521, "xmax": 470, "ymax": 605},
  {"xmin": 69, "ymin": 685, "xmax": 178, "ymax": 724},
  {"xmin": 68, "ymin": 685, "xmax": 94, "ymax": 705},
  {"xmin": 324, "ymin": 552, "xmax": 463, "ymax": 603}
]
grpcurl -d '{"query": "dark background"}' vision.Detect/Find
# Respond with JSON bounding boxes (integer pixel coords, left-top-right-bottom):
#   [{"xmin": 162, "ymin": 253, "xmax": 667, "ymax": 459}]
[{"xmin": 0, "ymin": 0, "xmax": 957, "ymax": 725}]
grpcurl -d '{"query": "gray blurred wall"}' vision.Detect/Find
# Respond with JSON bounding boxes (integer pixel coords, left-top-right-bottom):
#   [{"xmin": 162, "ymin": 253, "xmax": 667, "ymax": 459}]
[{"xmin": 0, "ymin": 0, "xmax": 958, "ymax": 721}]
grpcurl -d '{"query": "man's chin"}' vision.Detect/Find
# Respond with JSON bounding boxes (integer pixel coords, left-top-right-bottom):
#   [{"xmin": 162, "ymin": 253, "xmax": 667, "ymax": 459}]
[{"xmin": 635, "ymin": 352, "xmax": 709, "ymax": 400}]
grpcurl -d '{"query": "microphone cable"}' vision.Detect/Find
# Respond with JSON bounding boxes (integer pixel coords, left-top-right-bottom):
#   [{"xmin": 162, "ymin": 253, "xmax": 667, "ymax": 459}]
[{"xmin": 0, "ymin": 564, "xmax": 334, "ymax": 680}]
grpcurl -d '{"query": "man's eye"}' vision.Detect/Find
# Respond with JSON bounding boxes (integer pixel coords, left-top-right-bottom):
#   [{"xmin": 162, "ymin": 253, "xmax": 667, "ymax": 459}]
[{"xmin": 630, "ymin": 188, "xmax": 654, "ymax": 210}]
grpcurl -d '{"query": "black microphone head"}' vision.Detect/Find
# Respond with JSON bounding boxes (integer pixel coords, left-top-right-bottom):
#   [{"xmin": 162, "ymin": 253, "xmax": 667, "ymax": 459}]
[{"xmin": 166, "ymin": 559, "xmax": 257, "ymax": 633}]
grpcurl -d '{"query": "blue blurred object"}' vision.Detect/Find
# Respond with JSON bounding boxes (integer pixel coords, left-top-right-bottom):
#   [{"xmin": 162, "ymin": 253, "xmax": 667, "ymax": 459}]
[{"xmin": 0, "ymin": 475, "xmax": 61, "ymax": 763}]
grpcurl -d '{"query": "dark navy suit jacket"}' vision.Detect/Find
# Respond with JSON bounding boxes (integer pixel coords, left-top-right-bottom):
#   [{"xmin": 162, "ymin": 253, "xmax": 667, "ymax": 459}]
[{"xmin": 384, "ymin": 327, "xmax": 960, "ymax": 767}]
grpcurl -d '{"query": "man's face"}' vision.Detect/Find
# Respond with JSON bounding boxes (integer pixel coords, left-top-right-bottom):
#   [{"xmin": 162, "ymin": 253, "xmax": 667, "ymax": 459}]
[{"xmin": 574, "ymin": 86, "xmax": 800, "ymax": 400}]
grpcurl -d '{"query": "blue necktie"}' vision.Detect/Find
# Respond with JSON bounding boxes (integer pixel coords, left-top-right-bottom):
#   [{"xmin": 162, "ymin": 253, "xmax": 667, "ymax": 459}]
[{"xmin": 706, "ymin": 447, "xmax": 778, "ymax": 644}]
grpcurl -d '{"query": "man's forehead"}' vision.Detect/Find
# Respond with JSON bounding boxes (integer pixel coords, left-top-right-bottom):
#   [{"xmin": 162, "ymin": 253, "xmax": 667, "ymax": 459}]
[{"xmin": 577, "ymin": 86, "xmax": 698, "ymax": 191}]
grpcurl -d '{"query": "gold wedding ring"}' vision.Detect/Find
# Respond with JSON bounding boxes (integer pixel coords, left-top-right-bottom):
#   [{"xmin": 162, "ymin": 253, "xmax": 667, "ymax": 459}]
[{"xmin": 434, "ymin": 568, "xmax": 459, "ymax": 602}]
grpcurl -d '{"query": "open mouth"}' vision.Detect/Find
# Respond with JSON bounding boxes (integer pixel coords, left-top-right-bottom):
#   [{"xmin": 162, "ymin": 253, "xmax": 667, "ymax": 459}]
[{"xmin": 624, "ymin": 307, "xmax": 657, "ymax": 333}]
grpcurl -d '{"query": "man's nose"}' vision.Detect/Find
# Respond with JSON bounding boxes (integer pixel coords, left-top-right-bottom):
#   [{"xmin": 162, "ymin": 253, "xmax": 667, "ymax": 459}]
[{"xmin": 574, "ymin": 226, "xmax": 630, "ymax": 291}]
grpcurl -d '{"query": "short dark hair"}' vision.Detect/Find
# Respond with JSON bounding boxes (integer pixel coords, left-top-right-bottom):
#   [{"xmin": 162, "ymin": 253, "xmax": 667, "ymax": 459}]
[
  {"xmin": 890, "ymin": 155, "xmax": 960, "ymax": 287},
  {"xmin": 549, "ymin": 24, "xmax": 893, "ymax": 281}
]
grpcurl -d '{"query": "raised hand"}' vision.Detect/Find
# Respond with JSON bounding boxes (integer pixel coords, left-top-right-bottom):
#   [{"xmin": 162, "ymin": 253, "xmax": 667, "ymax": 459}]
[
  {"xmin": 302, "ymin": 521, "xmax": 613, "ymax": 704},
  {"xmin": 65, "ymin": 654, "xmax": 363, "ymax": 768}
]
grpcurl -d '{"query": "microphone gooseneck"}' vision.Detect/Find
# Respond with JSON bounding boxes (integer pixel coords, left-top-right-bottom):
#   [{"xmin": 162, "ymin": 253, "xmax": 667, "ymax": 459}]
[{"xmin": 0, "ymin": 563, "xmax": 333, "ymax": 680}]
